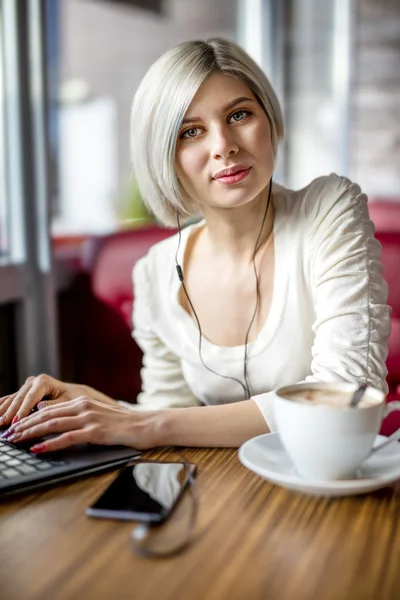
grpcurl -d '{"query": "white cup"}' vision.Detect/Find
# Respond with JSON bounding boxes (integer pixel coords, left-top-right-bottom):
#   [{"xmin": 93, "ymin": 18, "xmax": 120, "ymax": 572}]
[{"xmin": 274, "ymin": 382, "xmax": 400, "ymax": 480}]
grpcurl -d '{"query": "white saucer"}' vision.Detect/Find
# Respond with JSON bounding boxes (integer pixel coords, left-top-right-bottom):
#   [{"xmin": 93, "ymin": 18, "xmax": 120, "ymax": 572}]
[{"xmin": 238, "ymin": 433, "xmax": 400, "ymax": 497}]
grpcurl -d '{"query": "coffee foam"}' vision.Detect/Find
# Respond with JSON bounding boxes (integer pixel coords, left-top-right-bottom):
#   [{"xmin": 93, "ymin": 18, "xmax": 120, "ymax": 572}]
[{"xmin": 283, "ymin": 388, "xmax": 381, "ymax": 409}]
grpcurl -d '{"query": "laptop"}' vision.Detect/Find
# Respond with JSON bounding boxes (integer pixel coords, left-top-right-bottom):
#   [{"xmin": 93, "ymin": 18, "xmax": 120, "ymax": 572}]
[{"xmin": 0, "ymin": 427, "xmax": 141, "ymax": 498}]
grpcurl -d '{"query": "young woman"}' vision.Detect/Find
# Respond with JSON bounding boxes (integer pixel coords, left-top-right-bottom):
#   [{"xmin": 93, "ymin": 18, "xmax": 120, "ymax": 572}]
[{"xmin": 0, "ymin": 38, "xmax": 391, "ymax": 453}]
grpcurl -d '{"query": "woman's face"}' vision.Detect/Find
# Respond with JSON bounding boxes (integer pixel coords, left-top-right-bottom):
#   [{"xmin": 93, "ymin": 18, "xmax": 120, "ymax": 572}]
[{"xmin": 175, "ymin": 72, "xmax": 274, "ymax": 212}]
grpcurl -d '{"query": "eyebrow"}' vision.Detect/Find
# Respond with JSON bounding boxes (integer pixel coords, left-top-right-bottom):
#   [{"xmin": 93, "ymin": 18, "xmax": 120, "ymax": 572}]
[{"xmin": 181, "ymin": 96, "xmax": 257, "ymax": 125}]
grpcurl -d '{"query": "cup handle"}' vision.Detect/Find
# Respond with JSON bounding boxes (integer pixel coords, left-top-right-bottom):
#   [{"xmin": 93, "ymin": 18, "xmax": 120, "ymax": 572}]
[{"xmin": 370, "ymin": 401, "xmax": 400, "ymax": 455}]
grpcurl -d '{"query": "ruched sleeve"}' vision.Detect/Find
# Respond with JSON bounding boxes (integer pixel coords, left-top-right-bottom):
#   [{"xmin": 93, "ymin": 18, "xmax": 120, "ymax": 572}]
[
  {"xmin": 252, "ymin": 174, "xmax": 391, "ymax": 431},
  {"xmin": 120, "ymin": 255, "xmax": 201, "ymax": 411},
  {"xmin": 305, "ymin": 174, "xmax": 390, "ymax": 391}
]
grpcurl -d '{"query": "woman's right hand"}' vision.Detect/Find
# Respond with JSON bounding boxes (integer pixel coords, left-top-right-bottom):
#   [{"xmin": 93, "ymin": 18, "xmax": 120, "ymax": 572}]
[{"xmin": 0, "ymin": 375, "xmax": 90, "ymax": 427}]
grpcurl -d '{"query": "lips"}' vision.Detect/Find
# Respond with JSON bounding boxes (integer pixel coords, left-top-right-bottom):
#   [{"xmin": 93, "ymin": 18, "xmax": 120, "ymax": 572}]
[
  {"xmin": 213, "ymin": 166, "xmax": 252, "ymax": 185},
  {"xmin": 213, "ymin": 164, "xmax": 251, "ymax": 180}
]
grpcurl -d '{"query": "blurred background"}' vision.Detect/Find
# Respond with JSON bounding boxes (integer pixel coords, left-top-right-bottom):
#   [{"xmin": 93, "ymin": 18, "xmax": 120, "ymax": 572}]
[{"xmin": 0, "ymin": 0, "xmax": 399, "ymax": 403}]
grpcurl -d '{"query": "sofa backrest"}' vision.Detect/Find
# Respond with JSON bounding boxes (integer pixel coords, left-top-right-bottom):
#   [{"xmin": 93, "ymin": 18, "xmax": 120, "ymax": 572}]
[
  {"xmin": 369, "ymin": 200, "xmax": 400, "ymax": 232},
  {"xmin": 83, "ymin": 226, "xmax": 176, "ymax": 329},
  {"xmin": 375, "ymin": 231, "xmax": 400, "ymax": 385}
]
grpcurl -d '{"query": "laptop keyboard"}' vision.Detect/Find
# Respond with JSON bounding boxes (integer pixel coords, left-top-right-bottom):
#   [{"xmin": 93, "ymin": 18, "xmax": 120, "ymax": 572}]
[{"xmin": 0, "ymin": 440, "xmax": 68, "ymax": 480}]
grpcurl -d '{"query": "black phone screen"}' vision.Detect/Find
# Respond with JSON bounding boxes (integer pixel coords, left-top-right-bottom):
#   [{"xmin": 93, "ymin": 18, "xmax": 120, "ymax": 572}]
[{"xmin": 87, "ymin": 461, "xmax": 197, "ymax": 522}]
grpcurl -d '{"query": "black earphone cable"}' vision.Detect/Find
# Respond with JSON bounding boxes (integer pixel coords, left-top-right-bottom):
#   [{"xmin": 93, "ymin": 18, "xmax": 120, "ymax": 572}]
[
  {"xmin": 175, "ymin": 243, "xmax": 249, "ymax": 398},
  {"xmin": 130, "ymin": 449, "xmax": 199, "ymax": 558},
  {"xmin": 175, "ymin": 178, "xmax": 272, "ymax": 400},
  {"xmin": 243, "ymin": 179, "xmax": 273, "ymax": 396}
]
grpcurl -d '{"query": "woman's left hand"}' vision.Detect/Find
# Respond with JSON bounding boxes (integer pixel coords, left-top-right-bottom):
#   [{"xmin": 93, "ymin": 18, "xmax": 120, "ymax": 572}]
[{"xmin": 2, "ymin": 396, "xmax": 158, "ymax": 453}]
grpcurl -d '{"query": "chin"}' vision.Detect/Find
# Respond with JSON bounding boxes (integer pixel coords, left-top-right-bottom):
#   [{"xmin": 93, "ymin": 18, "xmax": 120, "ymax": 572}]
[
  {"xmin": 213, "ymin": 198, "xmax": 256, "ymax": 211},
  {"xmin": 217, "ymin": 189, "xmax": 262, "ymax": 209}
]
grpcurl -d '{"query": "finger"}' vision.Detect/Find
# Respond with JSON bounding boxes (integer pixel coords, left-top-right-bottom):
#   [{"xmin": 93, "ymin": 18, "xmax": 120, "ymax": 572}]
[
  {"xmin": 36, "ymin": 396, "xmax": 74, "ymax": 410},
  {"xmin": 3, "ymin": 396, "xmax": 98, "ymax": 441},
  {"xmin": 6, "ymin": 416, "xmax": 81, "ymax": 445},
  {"xmin": 39, "ymin": 395, "xmax": 101, "ymax": 416},
  {"xmin": 0, "ymin": 395, "xmax": 15, "ymax": 425},
  {"xmin": 17, "ymin": 375, "xmax": 59, "ymax": 420},
  {"xmin": 1, "ymin": 378, "xmax": 35, "ymax": 425},
  {"xmin": 0, "ymin": 394, "xmax": 11, "ymax": 407},
  {"xmin": 0, "ymin": 394, "xmax": 12, "ymax": 412},
  {"xmin": 30, "ymin": 430, "xmax": 89, "ymax": 453},
  {"xmin": 9, "ymin": 401, "xmax": 82, "ymax": 434}
]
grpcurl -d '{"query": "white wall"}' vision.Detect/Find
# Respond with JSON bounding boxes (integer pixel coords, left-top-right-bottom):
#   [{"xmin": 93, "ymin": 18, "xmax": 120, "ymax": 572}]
[{"xmin": 60, "ymin": 0, "xmax": 237, "ymax": 196}]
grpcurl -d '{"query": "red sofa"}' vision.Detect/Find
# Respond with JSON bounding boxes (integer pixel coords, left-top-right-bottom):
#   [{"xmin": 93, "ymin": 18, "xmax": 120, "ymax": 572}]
[
  {"xmin": 368, "ymin": 200, "xmax": 400, "ymax": 232},
  {"xmin": 58, "ymin": 226, "xmax": 174, "ymax": 402},
  {"xmin": 375, "ymin": 231, "xmax": 400, "ymax": 435},
  {"xmin": 368, "ymin": 200, "xmax": 400, "ymax": 435},
  {"xmin": 58, "ymin": 207, "xmax": 400, "ymax": 434}
]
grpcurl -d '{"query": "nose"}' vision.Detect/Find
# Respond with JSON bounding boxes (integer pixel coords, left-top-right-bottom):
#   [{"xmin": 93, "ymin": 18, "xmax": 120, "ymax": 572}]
[{"xmin": 211, "ymin": 126, "xmax": 239, "ymax": 160}]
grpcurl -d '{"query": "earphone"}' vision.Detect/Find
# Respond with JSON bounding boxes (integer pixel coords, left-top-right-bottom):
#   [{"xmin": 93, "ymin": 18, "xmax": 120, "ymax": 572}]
[{"xmin": 175, "ymin": 178, "xmax": 273, "ymax": 400}]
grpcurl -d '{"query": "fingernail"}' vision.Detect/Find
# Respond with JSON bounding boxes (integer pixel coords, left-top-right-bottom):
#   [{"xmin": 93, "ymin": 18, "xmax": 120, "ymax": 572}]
[
  {"xmin": 30, "ymin": 443, "xmax": 46, "ymax": 454},
  {"xmin": 37, "ymin": 402, "xmax": 47, "ymax": 410},
  {"xmin": 12, "ymin": 416, "xmax": 19, "ymax": 425},
  {"xmin": 1, "ymin": 430, "xmax": 10, "ymax": 439}
]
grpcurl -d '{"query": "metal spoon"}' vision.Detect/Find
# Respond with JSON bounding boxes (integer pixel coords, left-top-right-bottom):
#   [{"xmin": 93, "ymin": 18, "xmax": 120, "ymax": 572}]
[{"xmin": 349, "ymin": 384, "xmax": 368, "ymax": 408}]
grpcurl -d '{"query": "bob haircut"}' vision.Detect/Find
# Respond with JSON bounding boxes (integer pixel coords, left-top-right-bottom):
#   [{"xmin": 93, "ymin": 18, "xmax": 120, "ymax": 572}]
[{"xmin": 130, "ymin": 38, "xmax": 284, "ymax": 227}]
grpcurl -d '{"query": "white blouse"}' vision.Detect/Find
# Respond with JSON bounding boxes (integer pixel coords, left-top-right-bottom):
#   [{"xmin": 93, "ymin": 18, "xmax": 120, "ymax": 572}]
[{"xmin": 123, "ymin": 174, "xmax": 391, "ymax": 432}]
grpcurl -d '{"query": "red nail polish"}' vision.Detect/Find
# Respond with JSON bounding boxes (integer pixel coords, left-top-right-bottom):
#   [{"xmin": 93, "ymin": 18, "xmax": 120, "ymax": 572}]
[
  {"xmin": 30, "ymin": 443, "xmax": 46, "ymax": 454},
  {"xmin": 12, "ymin": 415, "xmax": 19, "ymax": 425}
]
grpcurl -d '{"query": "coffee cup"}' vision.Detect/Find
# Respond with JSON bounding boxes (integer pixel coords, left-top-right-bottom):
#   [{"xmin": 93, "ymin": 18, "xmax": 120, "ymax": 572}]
[{"xmin": 274, "ymin": 382, "xmax": 400, "ymax": 480}]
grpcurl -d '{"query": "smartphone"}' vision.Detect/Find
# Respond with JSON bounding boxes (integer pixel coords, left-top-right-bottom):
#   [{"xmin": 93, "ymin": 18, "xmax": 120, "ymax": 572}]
[{"xmin": 86, "ymin": 460, "xmax": 197, "ymax": 523}]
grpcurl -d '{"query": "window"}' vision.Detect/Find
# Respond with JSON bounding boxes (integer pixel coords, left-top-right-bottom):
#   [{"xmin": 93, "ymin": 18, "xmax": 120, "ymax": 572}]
[
  {"xmin": 54, "ymin": 0, "xmax": 236, "ymax": 235},
  {"xmin": 0, "ymin": 0, "xmax": 58, "ymax": 386},
  {"xmin": 237, "ymin": 0, "xmax": 353, "ymax": 189},
  {"xmin": 0, "ymin": 5, "xmax": 8, "ymax": 259},
  {"xmin": 284, "ymin": 0, "xmax": 353, "ymax": 188}
]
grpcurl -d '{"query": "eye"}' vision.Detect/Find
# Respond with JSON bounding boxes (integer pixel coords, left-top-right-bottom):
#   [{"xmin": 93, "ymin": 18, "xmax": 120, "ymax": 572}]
[
  {"xmin": 180, "ymin": 127, "xmax": 201, "ymax": 139},
  {"xmin": 229, "ymin": 110, "xmax": 251, "ymax": 123}
]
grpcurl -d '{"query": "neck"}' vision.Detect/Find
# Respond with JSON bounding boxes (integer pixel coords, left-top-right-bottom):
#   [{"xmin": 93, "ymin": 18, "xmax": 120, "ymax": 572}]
[{"xmin": 201, "ymin": 186, "xmax": 274, "ymax": 264}]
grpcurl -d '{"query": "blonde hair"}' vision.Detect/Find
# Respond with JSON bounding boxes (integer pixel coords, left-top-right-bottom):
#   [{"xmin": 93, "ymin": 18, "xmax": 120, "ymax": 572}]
[{"xmin": 130, "ymin": 38, "xmax": 284, "ymax": 227}]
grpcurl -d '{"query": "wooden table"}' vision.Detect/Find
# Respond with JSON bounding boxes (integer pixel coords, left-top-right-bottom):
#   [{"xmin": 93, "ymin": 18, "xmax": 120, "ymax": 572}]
[{"xmin": 1, "ymin": 445, "xmax": 400, "ymax": 600}]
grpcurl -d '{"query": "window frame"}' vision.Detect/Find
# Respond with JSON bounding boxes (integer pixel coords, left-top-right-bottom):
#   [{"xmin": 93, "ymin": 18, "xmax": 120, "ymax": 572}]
[
  {"xmin": 0, "ymin": 0, "xmax": 59, "ymax": 382},
  {"xmin": 236, "ymin": 0, "xmax": 354, "ymax": 185}
]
